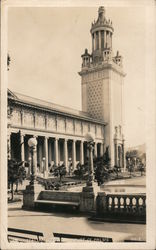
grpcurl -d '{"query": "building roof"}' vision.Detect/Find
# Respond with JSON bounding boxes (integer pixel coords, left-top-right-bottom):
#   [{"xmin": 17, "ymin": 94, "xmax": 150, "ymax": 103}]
[{"xmin": 8, "ymin": 89, "xmax": 106, "ymax": 125}]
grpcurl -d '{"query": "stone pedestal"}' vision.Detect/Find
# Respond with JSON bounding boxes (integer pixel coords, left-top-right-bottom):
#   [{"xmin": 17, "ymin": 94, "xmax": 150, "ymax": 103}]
[
  {"xmin": 79, "ymin": 182, "xmax": 101, "ymax": 212},
  {"xmin": 80, "ymin": 187, "xmax": 95, "ymax": 212},
  {"xmin": 22, "ymin": 182, "xmax": 44, "ymax": 209},
  {"xmin": 96, "ymin": 192, "xmax": 107, "ymax": 216}
]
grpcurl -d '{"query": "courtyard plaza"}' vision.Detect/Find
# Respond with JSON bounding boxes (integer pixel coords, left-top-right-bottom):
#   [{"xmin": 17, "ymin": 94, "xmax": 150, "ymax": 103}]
[
  {"xmin": 8, "ymin": 175, "xmax": 146, "ymax": 242},
  {"xmin": 8, "ymin": 201, "xmax": 145, "ymax": 242}
]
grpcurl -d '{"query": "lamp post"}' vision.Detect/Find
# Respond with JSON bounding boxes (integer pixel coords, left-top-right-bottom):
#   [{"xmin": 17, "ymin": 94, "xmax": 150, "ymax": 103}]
[
  {"xmin": 80, "ymin": 132, "xmax": 97, "ymax": 212},
  {"xmin": 85, "ymin": 132, "xmax": 95, "ymax": 187},
  {"xmin": 23, "ymin": 136, "xmax": 44, "ymax": 209},
  {"xmin": 28, "ymin": 137, "xmax": 37, "ymax": 185}
]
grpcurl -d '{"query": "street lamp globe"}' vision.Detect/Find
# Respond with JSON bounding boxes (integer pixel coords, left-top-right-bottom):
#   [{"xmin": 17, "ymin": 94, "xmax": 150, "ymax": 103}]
[{"xmin": 28, "ymin": 137, "xmax": 37, "ymax": 148}]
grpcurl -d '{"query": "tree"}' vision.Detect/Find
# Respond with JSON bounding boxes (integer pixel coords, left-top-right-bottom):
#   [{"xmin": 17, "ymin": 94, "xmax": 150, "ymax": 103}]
[
  {"xmin": 53, "ymin": 163, "xmax": 67, "ymax": 182},
  {"xmin": 74, "ymin": 163, "xmax": 89, "ymax": 179},
  {"xmin": 8, "ymin": 159, "xmax": 26, "ymax": 200},
  {"xmin": 94, "ymin": 146, "xmax": 111, "ymax": 186},
  {"xmin": 113, "ymin": 165, "xmax": 121, "ymax": 178},
  {"xmin": 138, "ymin": 161, "xmax": 145, "ymax": 176},
  {"xmin": 127, "ymin": 159, "xmax": 134, "ymax": 177}
]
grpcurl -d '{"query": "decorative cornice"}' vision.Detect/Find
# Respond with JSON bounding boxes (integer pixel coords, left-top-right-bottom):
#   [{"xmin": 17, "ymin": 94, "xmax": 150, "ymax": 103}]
[
  {"xmin": 79, "ymin": 61, "xmax": 126, "ymax": 77},
  {"xmin": 9, "ymin": 99, "xmax": 107, "ymax": 126}
]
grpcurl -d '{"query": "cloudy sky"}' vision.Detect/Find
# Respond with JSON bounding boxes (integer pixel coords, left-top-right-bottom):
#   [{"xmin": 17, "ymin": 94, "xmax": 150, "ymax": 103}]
[{"xmin": 8, "ymin": 5, "xmax": 147, "ymax": 148}]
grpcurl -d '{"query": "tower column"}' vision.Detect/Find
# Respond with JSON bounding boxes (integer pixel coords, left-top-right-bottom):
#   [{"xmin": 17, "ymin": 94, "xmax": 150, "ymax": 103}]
[
  {"xmin": 99, "ymin": 31, "xmax": 101, "ymax": 49},
  {"xmin": 110, "ymin": 32, "xmax": 112, "ymax": 48},
  {"xmin": 107, "ymin": 31, "xmax": 110, "ymax": 48},
  {"xmin": 93, "ymin": 33, "xmax": 96, "ymax": 51},
  {"xmin": 64, "ymin": 139, "xmax": 68, "ymax": 170},
  {"xmin": 92, "ymin": 34, "xmax": 94, "ymax": 51},
  {"xmin": 104, "ymin": 30, "xmax": 106, "ymax": 48}
]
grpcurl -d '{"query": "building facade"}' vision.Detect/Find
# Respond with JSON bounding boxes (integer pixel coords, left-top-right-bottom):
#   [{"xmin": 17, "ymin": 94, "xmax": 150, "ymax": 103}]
[{"xmin": 7, "ymin": 6, "xmax": 125, "ymax": 176}]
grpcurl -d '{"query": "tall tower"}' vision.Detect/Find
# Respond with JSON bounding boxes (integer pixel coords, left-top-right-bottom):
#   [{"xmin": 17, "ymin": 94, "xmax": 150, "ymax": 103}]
[{"xmin": 79, "ymin": 7, "xmax": 125, "ymax": 168}]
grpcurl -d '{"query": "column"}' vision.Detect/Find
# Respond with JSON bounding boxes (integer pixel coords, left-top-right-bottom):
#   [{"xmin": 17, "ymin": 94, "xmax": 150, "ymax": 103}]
[
  {"xmin": 104, "ymin": 30, "xmax": 106, "ymax": 48},
  {"xmin": 54, "ymin": 138, "xmax": 59, "ymax": 166},
  {"xmin": 94, "ymin": 32, "xmax": 97, "ymax": 50},
  {"xmin": 48, "ymin": 140, "xmax": 52, "ymax": 164},
  {"xmin": 7, "ymin": 131, "xmax": 11, "ymax": 159},
  {"xmin": 20, "ymin": 133, "xmax": 25, "ymax": 162},
  {"xmin": 35, "ymin": 136, "xmax": 38, "ymax": 173},
  {"xmin": 94, "ymin": 142, "xmax": 97, "ymax": 158},
  {"xmin": 44, "ymin": 136, "xmax": 49, "ymax": 177},
  {"xmin": 38, "ymin": 142, "xmax": 42, "ymax": 172},
  {"xmin": 122, "ymin": 142, "xmax": 125, "ymax": 171},
  {"xmin": 31, "ymin": 136, "xmax": 38, "ymax": 176},
  {"xmin": 64, "ymin": 139, "xmax": 68, "ymax": 170},
  {"xmin": 110, "ymin": 32, "xmax": 112, "ymax": 48},
  {"xmin": 96, "ymin": 32, "xmax": 99, "ymax": 50},
  {"xmin": 92, "ymin": 34, "xmax": 94, "ymax": 51},
  {"xmin": 100, "ymin": 143, "xmax": 103, "ymax": 157},
  {"xmin": 107, "ymin": 31, "xmax": 109, "ymax": 48},
  {"xmin": 80, "ymin": 140, "xmax": 84, "ymax": 165},
  {"xmin": 94, "ymin": 33, "xmax": 96, "ymax": 51},
  {"xmin": 114, "ymin": 142, "xmax": 118, "ymax": 166},
  {"xmin": 99, "ymin": 31, "xmax": 101, "ymax": 49},
  {"xmin": 72, "ymin": 139, "xmax": 76, "ymax": 170}
]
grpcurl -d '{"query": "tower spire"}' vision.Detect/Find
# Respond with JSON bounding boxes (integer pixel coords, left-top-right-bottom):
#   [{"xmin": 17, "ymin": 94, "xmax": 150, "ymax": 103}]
[
  {"xmin": 98, "ymin": 6, "xmax": 106, "ymax": 21},
  {"xmin": 89, "ymin": 7, "xmax": 114, "ymax": 63}
]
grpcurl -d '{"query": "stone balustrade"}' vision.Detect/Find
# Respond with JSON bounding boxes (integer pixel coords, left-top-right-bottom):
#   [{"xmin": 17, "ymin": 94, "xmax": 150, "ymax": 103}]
[
  {"xmin": 106, "ymin": 193, "xmax": 146, "ymax": 214},
  {"xmin": 96, "ymin": 192, "xmax": 146, "ymax": 222}
]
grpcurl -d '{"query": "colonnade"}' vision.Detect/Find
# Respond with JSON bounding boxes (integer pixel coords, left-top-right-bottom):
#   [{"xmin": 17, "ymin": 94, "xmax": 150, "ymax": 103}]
[
  {"xmin": 92, "ymin": 30, "xmax": 112, "ymax": 51},
  {"xmin": 8, "ymin": 132, "xmax": 104, "ymax": 176}
]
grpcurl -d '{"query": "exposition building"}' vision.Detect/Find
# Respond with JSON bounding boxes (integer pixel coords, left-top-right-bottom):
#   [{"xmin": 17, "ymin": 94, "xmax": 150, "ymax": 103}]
[{"xmin": 7, "ymin": 7, "xmax": 125, "ymax": 176}]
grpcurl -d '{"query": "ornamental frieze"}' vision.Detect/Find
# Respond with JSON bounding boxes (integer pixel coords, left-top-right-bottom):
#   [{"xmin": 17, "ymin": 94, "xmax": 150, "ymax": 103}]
[
  {"xmin": 47, "ymin": 115, "xmax": 56, "ymax": 131},
  {"xmin": 75, "ymin": 120, "xmax": 82, "ymax": 135},
  {"xmin": 57, "ymin": 116, "xmax": 65, "ymax": 132},
  {"xmin": 66, "ymin": 118, "xmax": 74, "ymax": 133},
  {"xmin": 23, "ymin": 110, "xmax": 34, "ymax": 128},
  {"xmin": 35, "ymin": 112, "xmax": 45, "ymax": 129},
  {"xmin": 11, "ymin": 108, "xmax": 21, "ymax": 126},
  {"xmin": 90, "ymin": 124, "xmax": 96, "ymax": 135},
  {"xmin": 83, "ymin": 122, "xmax": 88, "ymax": 135}
]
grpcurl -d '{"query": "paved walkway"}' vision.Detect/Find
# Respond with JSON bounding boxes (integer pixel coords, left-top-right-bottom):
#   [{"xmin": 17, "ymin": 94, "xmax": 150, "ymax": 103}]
[{"xmin": 8, "ymin": 201, "xmax": 146, "ymax": 242}]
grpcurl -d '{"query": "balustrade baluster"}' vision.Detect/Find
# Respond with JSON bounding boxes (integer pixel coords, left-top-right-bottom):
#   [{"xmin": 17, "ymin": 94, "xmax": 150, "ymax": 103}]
[
  {"xmin": 136, "ymin": 196, "xmax": 139, "ymax": 214},
  {"xmin": 143, "ymin": 196, "xmax": 146, "ymax": 214},
  {"xmin": 107, "ymin": 196, "xmax": 110, "ymax": 211},
  {"xmin": 111, "ymin": 196, "xmax": 115, "ymax": 212},
  {"xmin": 118, "ymin": 197, "xmax": 120, "ymax": 211},
  {"xmin": 129, "ymin": 196, "xmax": 133, "ymax": 213},
  {"xmin": 123, "ymin": 196, "xmax": 127, "ymax": 212}
]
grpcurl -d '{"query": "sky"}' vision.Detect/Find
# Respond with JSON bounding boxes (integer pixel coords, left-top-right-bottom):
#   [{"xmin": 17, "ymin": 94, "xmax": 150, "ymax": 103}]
[{"xmin": 8, "ymin": 5, "xmax": 147, "ymax": 148}]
